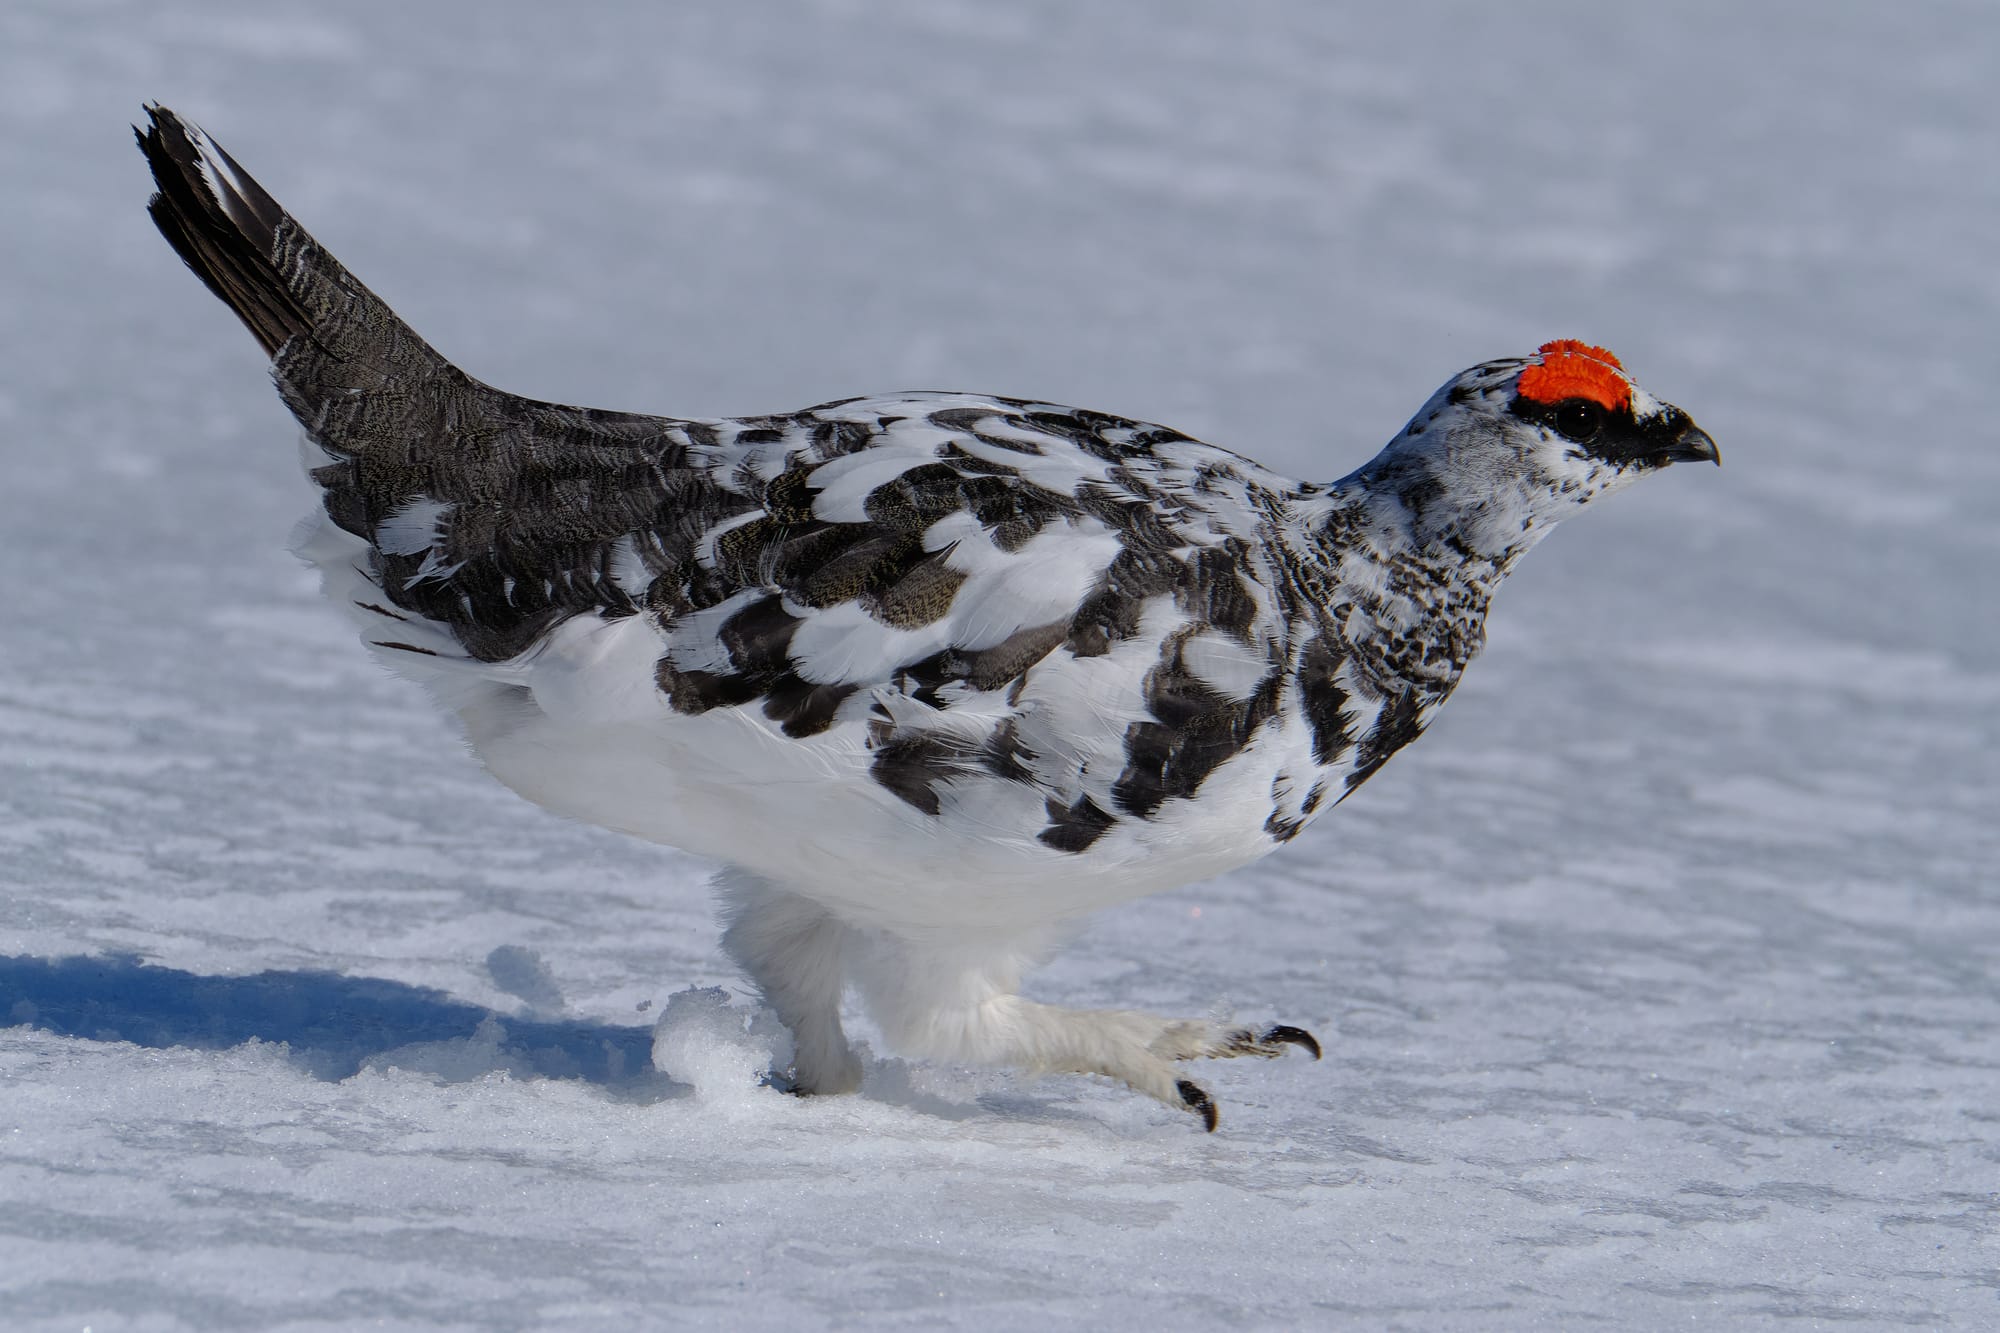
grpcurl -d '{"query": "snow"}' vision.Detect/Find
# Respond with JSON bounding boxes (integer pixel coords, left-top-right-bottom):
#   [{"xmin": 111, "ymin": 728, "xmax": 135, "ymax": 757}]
[{"xmin": 3, "ymin": 0, "xmax": 1996, "ymax": 1327}]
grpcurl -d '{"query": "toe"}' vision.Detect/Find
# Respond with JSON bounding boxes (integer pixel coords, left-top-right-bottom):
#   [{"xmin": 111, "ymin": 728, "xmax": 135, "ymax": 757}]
[
  {"xmin": 1260, "ymin": 1024, "xmax": 1322, "ymax": 1060},
  {"xmin": 1219, "ymin": 1023, "xmax": 1324, "ymax": 1060},
  {"xmin": 1176, "ymin": 1078, "xmax": 1220, "ymax": 1132}
]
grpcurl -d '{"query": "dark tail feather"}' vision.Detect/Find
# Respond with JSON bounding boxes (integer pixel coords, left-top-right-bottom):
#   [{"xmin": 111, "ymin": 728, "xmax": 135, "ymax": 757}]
[
  {"xmin": 138, "ymin": 104, "xmax": 303, "ymax": 355},
  {"xmin": 136, "ymin": 104, "xmax": 457, "ymax": 451},
  {"xmin": 138, "ymin": 105, "xmax": 686, "ymax": 667}
]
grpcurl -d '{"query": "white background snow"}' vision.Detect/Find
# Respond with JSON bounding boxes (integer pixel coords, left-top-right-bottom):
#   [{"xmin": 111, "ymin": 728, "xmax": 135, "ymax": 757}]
[{"xmin": 4, "ymin": 1, "xmax": 1997, "ymax": 1327}]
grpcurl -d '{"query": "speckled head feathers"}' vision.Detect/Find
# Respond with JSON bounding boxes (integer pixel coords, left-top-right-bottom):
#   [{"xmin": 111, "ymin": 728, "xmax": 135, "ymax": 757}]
[{"xmin": 1516, "ymin": 339, "xmax": 1630, "ymax": 412}]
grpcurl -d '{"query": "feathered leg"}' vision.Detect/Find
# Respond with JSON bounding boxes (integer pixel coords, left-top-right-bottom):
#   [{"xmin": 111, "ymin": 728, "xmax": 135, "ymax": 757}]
[
  {"xmin": 717, "ymin": 869, "xmax": 863, "ymax": 1095},
  {"xmin": 852, "ymin": 937, "xmax": 1319, "ymax": 1131}
]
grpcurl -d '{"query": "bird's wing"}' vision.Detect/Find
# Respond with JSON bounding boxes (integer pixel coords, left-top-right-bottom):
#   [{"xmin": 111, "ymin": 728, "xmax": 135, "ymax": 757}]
[
  {"xmin": 333, "ymin": 388, "xmax": 1287, "ymax": 689},
  {"xmin": 336, "ymin": 390, "xmax": 1301, "ymax": 837}
]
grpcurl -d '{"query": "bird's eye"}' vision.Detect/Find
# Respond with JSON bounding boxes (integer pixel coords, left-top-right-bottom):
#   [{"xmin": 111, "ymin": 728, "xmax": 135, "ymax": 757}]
[{"xmin": 1551, "ymin": 398, "xmax": 1605, "ymax": 443}]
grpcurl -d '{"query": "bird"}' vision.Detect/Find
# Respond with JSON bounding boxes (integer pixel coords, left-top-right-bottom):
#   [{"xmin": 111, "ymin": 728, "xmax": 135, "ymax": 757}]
[{"xmin": 137, "ymin": 104, "xmax": 1717, "ymax": 1130}]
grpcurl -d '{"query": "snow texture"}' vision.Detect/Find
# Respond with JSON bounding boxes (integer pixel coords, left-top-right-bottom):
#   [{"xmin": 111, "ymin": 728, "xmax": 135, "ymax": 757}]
[{"xmin": 3, "ymin": 0, "xmax": 1997, "ymax": 1327}]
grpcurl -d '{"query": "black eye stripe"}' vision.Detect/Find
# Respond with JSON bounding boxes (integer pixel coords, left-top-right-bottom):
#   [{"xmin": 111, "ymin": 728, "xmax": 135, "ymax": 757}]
[
  {"xmin": 1511, "ymin": 394, "xmax": 1614, "ymax": 447},
  {"xmin": 1551, "ymin": 399, "xmax": 1606, "ymax": 443}
]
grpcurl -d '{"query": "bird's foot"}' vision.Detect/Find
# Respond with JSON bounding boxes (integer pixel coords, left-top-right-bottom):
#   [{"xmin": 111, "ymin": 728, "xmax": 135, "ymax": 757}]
[
  {"xmin": 1148, "ymin": 1020, "xmax": 1323, "ymax": 1064},
  {"xmin": 854, "ymin": 946, "xmax": 1323, "ymax": 1133},
  {"xmin": 1036, "ymin": 1012, "xmax": 1326, "ymax": 1131},
  {"xmin": 1133, "ymin": 1020, "xmax": 1320, "ymax": 1130}
]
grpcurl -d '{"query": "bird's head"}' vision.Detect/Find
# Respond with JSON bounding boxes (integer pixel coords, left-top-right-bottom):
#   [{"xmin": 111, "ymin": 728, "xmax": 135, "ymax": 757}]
[{"xmin": 1356, "ymin": 339, "xmax": 1718, "ymax": 560}]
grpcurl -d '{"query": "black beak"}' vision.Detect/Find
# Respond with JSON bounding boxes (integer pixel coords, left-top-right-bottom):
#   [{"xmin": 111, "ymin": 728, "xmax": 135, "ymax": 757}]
[
  {"xmin": 1669, "ymin": 421, "xmax": 1720, "ymax": 466},
  {"xmin": 1653, "ymin": 409, "xmax": 1721, "ymax": 467}
]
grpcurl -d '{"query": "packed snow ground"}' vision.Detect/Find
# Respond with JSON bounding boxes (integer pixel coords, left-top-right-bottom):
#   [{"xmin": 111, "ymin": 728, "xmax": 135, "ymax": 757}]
[{"xmin": 4, "ymin": 1, "xmax": 1997, "ymax": 1327}]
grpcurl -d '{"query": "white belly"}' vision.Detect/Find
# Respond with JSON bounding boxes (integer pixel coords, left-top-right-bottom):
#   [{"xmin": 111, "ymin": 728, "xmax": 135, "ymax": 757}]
[
  {"xmin": 462, "ymin": 677, "xmax": 1301, "ymax": 940},
  {"xmin": 297, "ymin": 511, "xmax": 1323, "ymax": 941}
]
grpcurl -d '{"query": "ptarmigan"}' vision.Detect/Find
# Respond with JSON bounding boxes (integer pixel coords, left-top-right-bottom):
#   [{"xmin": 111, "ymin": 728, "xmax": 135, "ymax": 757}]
[{"xmin": 139, "ymin": 105, "xmax": 1717, "ymax": 1130}]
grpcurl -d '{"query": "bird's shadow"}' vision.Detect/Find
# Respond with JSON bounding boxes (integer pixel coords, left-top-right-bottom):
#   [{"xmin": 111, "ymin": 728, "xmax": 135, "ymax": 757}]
[{"xmin": 0, "ymin": 953, "xmax": 680, "ymax": 1102}]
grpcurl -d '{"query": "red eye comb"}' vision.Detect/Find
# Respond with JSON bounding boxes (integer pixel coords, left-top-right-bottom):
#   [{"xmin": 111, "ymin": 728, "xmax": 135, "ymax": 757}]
[{"xmin": 1517, "ymin": 339, "xmax": 1630, "ymax": 411}]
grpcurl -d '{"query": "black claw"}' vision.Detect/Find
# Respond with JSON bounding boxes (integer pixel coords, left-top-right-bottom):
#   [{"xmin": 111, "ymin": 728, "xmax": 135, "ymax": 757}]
[
  {"xmin": 1261, "ymin": 1024, "xmax": 1322, "ymax": 1061},
  {"xmin": 1177, "ymin": 1078, "xmax": 1219, "ymax": 1132}
]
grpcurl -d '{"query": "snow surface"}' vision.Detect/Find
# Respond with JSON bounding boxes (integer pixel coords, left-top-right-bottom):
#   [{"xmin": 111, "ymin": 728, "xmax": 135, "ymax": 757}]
[{"xmin": 4, "ymin": 0, "xmax": 1997, "ymax": 1327}]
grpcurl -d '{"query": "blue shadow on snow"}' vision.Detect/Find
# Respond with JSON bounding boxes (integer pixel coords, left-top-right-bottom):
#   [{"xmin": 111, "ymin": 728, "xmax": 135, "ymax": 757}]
[{"xmin": 0, "ymin": 953, "xmax": 676, "ymax": 1100}]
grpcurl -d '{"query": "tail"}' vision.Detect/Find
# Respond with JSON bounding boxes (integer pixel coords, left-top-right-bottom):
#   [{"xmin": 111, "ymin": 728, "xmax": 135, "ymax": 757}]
[
  {"xmin": 139, "ymin": 105, "xmax": 689, "ymax": 680},
  {"xmin": 137, "ymin": 104, "xmax": 459, "ymax": 450}
]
